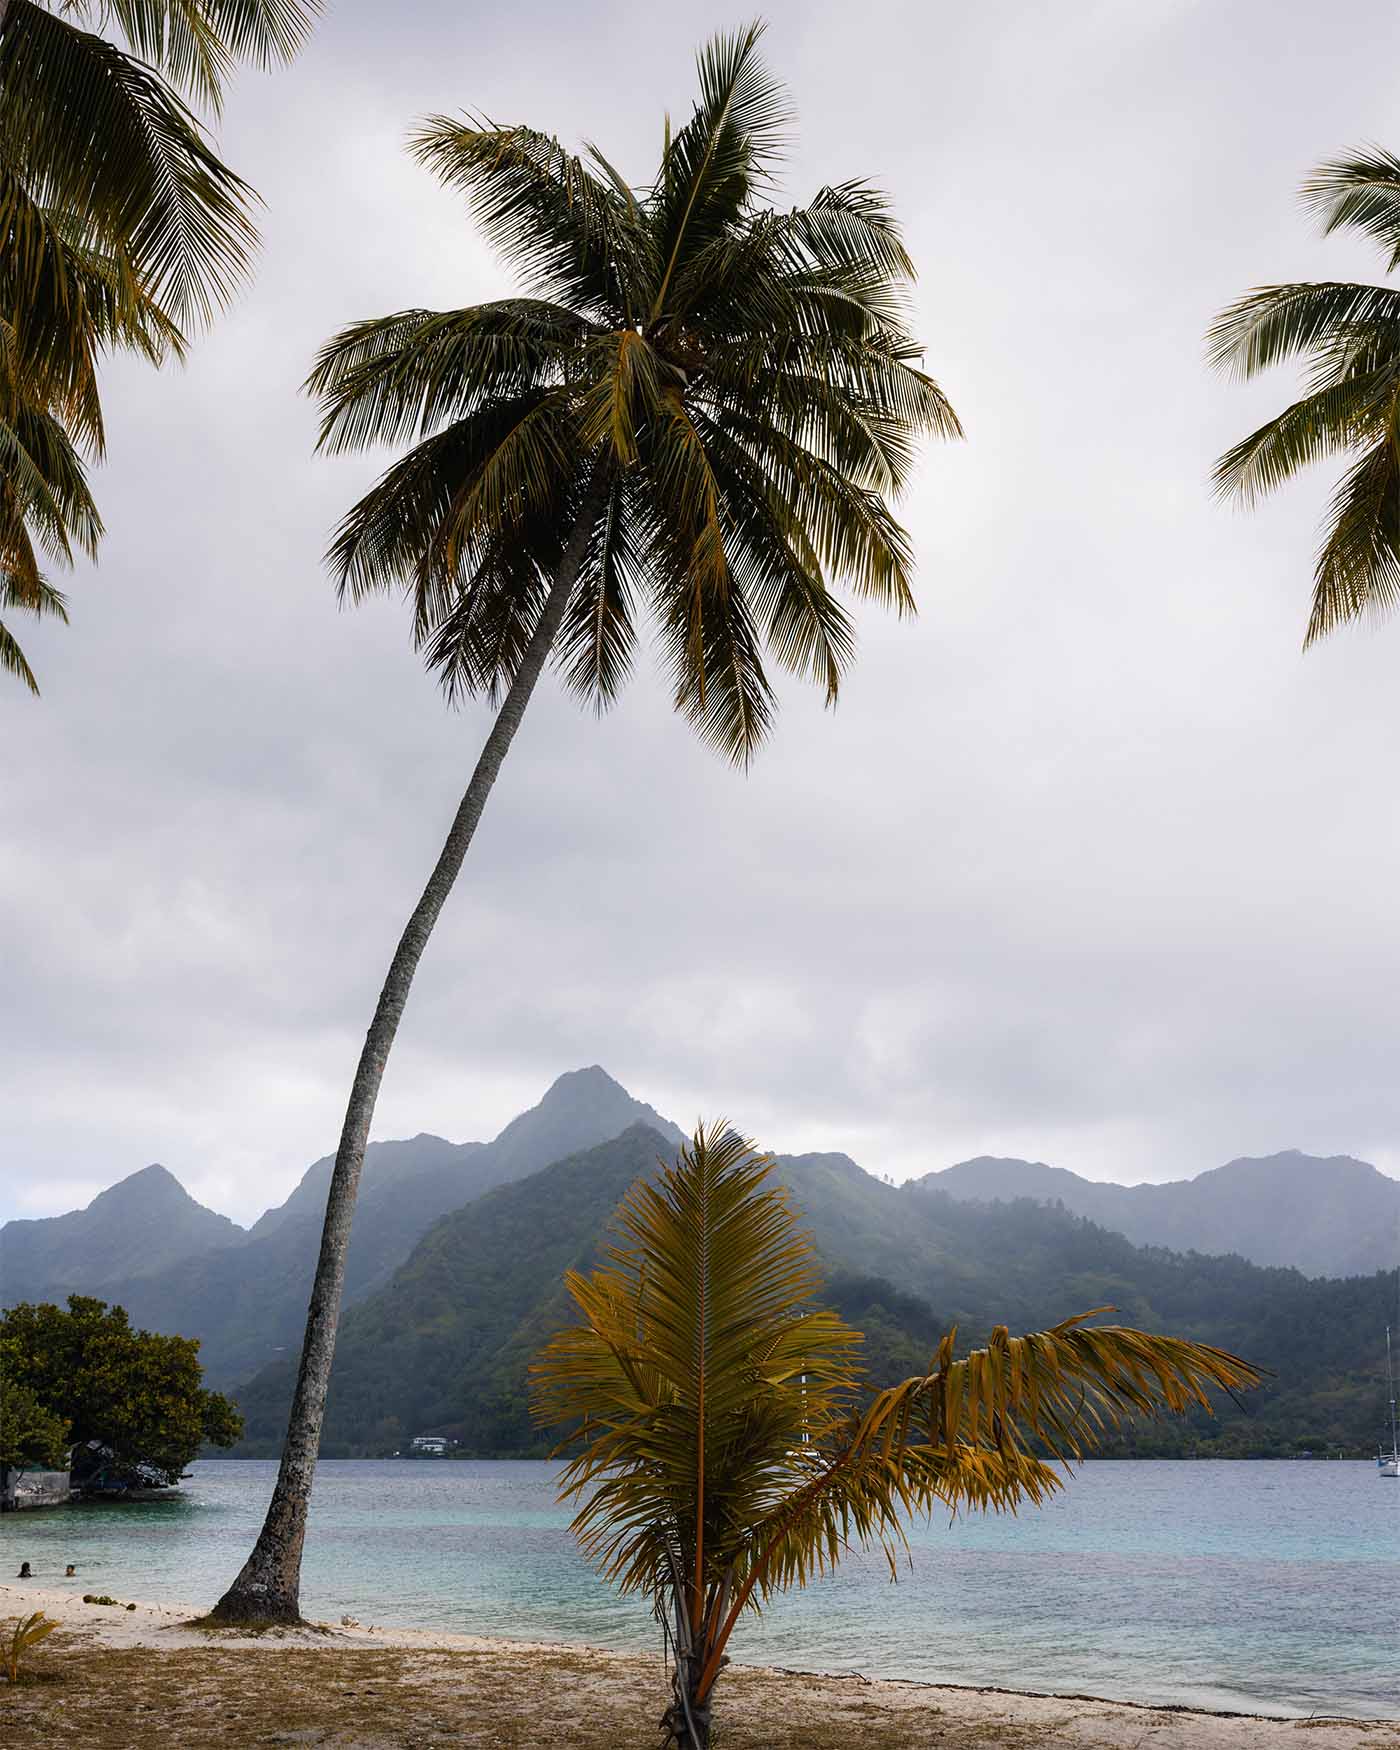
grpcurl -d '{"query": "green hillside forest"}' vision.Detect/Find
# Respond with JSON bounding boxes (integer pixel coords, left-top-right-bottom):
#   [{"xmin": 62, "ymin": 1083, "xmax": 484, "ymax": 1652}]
[{"xmin": 231, "ymin": 1126, "xmax": 1400, "ymax": 1462}]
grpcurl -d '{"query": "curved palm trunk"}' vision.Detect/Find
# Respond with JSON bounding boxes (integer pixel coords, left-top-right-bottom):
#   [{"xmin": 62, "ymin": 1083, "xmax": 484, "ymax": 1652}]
[{"xmin": 211, "ymin": 489, "xmax": 603, "ymax": 1625}]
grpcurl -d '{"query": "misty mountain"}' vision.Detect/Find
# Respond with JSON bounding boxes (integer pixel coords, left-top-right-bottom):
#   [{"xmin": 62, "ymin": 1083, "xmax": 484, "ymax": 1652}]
[
  {"xmin": 2, "ymin": 1067, "xmax": 684, "ymax": 1386},
  {"xmin": 922, "ymin": 1150, "xmax": 1400, "ymax": 1278},
  {"xmin": 233, "ymin": 1131, "xmax": 1400, "ymax": 1462},
  {"xmin": 12, "ymin": 1069, "xmax": 1399, "ymax": 1460},
  {"xmin": 236, "ymin": 1124, "xmax": 679, "ymax": 1455},
  {"xmin": 0, "ymin": 1164, "xmax": 244, "ymax": 1305}
]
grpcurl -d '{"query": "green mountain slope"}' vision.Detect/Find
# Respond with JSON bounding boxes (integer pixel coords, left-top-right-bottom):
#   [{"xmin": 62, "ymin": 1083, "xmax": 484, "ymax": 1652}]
[
  {"xmin": 234, "ymin": 1124, "xmax": 675, "ymax": 1455},
  {"xmin": 232, "ymin": 1134, "xmax": 1400, "ymax": 1461},
  {"xmin": 1, "ymin": 1165, "xmax": 245, "ymax": 1305}
]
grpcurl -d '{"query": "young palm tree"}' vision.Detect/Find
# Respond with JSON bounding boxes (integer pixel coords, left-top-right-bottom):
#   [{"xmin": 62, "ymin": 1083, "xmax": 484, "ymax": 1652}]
[
  {"xmin": 0, "ymin": 0, "xmax": 318, "ymax": 687},
  {"xmin": 1210, "ymin": 147, "xmax": 1400, "ymax": 643},
  {"xmin": 533, "ymin": 1125, "xmax": 1262, "ymax": 1749},
  {"xmin": 211, "ymin": 22, "xmax": 961, "ymax": 1624}
]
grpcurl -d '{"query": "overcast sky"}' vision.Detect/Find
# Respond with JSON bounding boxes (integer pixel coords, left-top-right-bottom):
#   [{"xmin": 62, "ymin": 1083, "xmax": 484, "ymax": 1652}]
[{"xmin": 8, "ymin": 0, "xmax": 1400, "ymax": 1227}]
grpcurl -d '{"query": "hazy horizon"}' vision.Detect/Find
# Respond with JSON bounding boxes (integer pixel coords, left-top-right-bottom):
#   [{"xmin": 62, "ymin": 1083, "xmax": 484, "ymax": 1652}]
[{"xmin": 7, "ymin": 1061, "xmax": 1398, "ymax": 1230}]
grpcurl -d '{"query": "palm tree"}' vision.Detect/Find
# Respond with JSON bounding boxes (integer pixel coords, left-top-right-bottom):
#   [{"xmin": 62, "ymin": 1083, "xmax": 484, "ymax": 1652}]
[
  {"xmin": 1210, "ymin": 147, "xmax": 1400, "ymax": 643},
  {"xmin": 1, "ymin": 233, "xmax": 181, "ymax": 689},
  {"xmin": 533, "ymin": 1124, "xmax": 1261, "ymax": 1749},
  {"xmin": 210, "ymin": 21, "xmax": 961, "ymax": 1624},
  {"xmin": 0, "ymin": 0, "xmax": 318, "ymax": 687}
]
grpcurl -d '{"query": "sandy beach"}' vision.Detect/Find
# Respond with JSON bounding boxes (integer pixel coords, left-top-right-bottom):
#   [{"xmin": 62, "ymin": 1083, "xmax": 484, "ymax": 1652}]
[{"xmin": 2, "ymin": 1582, "xmax": 1396, "ymax": 1749}]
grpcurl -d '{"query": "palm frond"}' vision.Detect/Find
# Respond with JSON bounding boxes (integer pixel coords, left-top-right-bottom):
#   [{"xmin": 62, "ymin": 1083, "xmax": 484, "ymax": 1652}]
[
  {"xmin": 326, "ymin": 391, "xmax": 576, "ymax": 616},
  {"xmin": 554, "ymin": 469, "xmax": 640, "ymax": 704},
  {"xmin": 649, "ymin": 20, "xmax": 791, "ymax": 321},
  {"xmin": 117, "ymin": 0, "xmax": 318, "ymax": 109},
  {"xmin": 409, "ymin": 118, "xmax": 650, "ymax": 322},
  {"xmin": 1206, "ymin": 281, "xmax": 1400, "ymax": 379},
  {"xmin": 1211, "ymin": 369, "xmax": 1400, "ymax": 503},
  {"xmin": 306, "ymin": 300, "xmax": 594, "ymax": 455},
  {"xmin": 1304, "ymin": 146, "xmax": 1400, "ymax": 270},
  {"xmin": 0, "ymin": 187, "xmax": 186, "ymax": 447},
  {"xmin": 422, "ymin": 513, "xmax": 563, "ymax": 704},
  {"xmin": 577, "ymin": 327, "xmax": 664, "ymax": 465},
  {"xmin": 1307, "ymin": 435, "xmax": 1400, "ymax": 644},
  {"xmin": 1, "ymin": 398, "xmax": 101, "ymax": 577},
  {"xmin": 1, "ymin": 2, "xmax": 259, "ymax": 326},
  {"xmin": 0, "ymin": 567, "xmax": 67, "ymax": 694}
]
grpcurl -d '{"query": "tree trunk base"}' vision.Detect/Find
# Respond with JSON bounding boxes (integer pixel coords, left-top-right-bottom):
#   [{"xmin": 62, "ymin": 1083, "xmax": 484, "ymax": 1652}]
[
  {"xmin": 660, "ymin": 1693, "xmax": 712, "ymax": 1748},
  {"xmin": 207, "ymin": 1586, "xmax": 304, "ymax": 1628}
]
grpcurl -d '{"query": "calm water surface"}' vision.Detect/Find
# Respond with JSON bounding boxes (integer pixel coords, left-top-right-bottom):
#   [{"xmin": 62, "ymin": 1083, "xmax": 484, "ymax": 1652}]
[{"xmin": 4, "ymin": 1459, "xmax": 1398, "ymax": 1718}]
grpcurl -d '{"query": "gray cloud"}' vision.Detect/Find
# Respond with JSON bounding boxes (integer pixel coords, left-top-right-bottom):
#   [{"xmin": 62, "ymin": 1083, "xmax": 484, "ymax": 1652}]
[{"xmin": 8, "ymin": 0, "xmax": 1400, "ymax": 1225}]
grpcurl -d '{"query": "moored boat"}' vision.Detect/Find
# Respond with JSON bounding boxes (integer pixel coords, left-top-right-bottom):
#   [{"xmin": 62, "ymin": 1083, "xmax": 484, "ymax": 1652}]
[{"xmin": 1380, "ymin": 1322, "xmax": 1399, "ymax": 1478}]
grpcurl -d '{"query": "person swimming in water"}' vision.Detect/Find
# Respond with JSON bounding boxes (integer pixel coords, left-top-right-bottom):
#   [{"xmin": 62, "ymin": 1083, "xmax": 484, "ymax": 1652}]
[
  {"xmin": 17, "ymin": 1562, "xmax": 31, "ymax": 1578},
  {"xmin": 65, "ymin": 1565, "xmax": 76, "ymax": 1576}
]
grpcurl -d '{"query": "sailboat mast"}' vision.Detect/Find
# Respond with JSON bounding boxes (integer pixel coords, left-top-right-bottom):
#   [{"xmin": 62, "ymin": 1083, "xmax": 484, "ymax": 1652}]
[{"xmin": 1389, "ymin": 1325, "xmax": 1399, "ymax": 1457}]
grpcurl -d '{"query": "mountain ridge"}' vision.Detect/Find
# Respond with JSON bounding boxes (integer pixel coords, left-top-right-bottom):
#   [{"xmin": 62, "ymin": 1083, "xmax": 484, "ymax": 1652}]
[
  {"xmin": 923, "ymin": 1148, "xmax": 1400, "ymax": 1278},
  {"xmin": 1, "ymin": 1068, "xmax": 688, "ymax": 1385},
  {"xmin": 1, "ymin": 1163, "xmax": 246, "ymax": 1305},
  {"xmin": 231, "ymin": 1126, "xmax": 1400, "ymax": 1462}
]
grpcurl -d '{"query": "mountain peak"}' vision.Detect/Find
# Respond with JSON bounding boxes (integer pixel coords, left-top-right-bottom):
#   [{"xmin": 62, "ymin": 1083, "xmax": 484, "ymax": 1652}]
[
  {"xmin": 91, "ymin": 1162, "xmax": 200, "ymax": 1210},
  {"xmin": 484, "ymin": 1067, "xmax": 684, "ymax": 1179},
  {"xmin": 539, "ymin": 1065, "xmax": 627, "ymax": 1102},
  {"xmin": 1, "ymin": 1162, "xmax": 244, "ymax": 1308}
]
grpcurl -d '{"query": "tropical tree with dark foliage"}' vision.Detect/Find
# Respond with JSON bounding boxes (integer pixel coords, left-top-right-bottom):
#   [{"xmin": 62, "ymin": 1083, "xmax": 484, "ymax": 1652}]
[
  {"xmin": 212, "ymin": 21, "xmax": 961, "ymax": 1625},
  {"xmin": 1210, "ymin": 147, "xmax": 1400, "ymax": 643},
  {"xmin": 0, "ymin": 0, "xmax": 318, "ymax": 688},
  {"xmin": 534, "ymin": 1124, "xmax": 1262, "ymax": 1749},
  {"xmin": 1, "ymin": 1296, "xmax": 242, "ymax": 1489}
]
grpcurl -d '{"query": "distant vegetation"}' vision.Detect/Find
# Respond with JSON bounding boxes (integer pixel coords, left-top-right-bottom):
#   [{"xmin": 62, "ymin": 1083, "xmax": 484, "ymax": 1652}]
[
  {"xmin": 6, "ymin": 1075, "xmax": 1395, "ymax": 1469},
  {"xmin": 227, "ymin": 1126, "xmax": 1398, "ymax": 1463},
  {"xmin": 1, "ymin": 1296, "xmax": 241, "ymax": 1490}
]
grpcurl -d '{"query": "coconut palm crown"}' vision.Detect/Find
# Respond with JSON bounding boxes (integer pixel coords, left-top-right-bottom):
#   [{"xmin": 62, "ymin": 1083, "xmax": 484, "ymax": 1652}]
[
  {"xmin": 307, "ymin": 18, "xmax": 960, "ymax": 762},
  {"xmin": 1210, "ymin": 147, "xmax": 1400, "ymax": 645},
  {"xmin": 533, "ymin": 1123, "xmax": 1262, "ymax": 1749},
  {"xmin": 0, "ymin": 0, "xmax": 318, "ymax": 690}
]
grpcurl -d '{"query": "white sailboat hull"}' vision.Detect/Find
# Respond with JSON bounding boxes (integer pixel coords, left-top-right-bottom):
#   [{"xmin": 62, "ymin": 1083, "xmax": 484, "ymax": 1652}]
[{"xmin": 1380, "ymin": 1456, "xmax": 1400, "ymax": 1478}]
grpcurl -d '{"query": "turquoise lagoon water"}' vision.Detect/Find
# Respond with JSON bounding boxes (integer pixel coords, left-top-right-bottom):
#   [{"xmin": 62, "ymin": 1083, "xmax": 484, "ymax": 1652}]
[{"xmin": 4, "ymin": 1459, "xmax": 1398, "ymax": 1719}]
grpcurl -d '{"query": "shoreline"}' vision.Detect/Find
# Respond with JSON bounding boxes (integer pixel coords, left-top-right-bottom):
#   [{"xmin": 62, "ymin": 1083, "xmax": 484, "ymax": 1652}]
[{"xmin": 3, "ymin": 1584, "xmax": 1395, "ymax": 1748}]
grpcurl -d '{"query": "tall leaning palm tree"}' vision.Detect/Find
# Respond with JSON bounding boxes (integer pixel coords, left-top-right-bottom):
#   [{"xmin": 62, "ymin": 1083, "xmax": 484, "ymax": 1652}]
[
  {"xmin": 211, "ymin": 21, "xmax": 961, "ymax": 1624},
  {"xmin": 533, "ymin": 1125, "xmax": 1261, "ymax": 1748},
  {"xmin": 0, "ymin": 0, "xmax": 318, "ymax": 687},
  {"xmin": 1210, "ymin": 147, "xmax": 1400, "ymax": 642}
]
